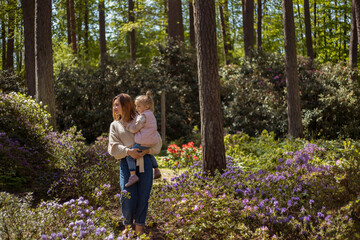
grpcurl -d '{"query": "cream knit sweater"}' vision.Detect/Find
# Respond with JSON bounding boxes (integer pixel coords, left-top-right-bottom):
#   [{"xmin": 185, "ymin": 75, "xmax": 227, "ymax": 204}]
[{"xmin": 108, "ymin": 120, "xmax": 162, "ymax": 172}]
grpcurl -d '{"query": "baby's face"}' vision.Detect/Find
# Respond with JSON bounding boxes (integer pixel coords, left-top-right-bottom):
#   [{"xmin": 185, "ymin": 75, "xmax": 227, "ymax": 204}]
[{"xmin": 135, "ymin": 102, "xmax": 148, "ymax": 113}]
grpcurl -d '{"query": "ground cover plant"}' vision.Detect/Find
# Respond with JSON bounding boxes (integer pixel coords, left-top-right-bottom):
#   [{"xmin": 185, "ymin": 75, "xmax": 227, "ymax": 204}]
[{"xmin": 149, "ymin": 136, "xmax": 360, "ymax": 239}]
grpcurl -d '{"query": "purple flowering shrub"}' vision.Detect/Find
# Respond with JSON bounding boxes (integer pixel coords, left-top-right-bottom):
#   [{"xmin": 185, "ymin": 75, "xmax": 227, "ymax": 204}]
[
  {"xmin": 149, "ymin": 143, "xmax": 360, "ymax": 239},
  {"xmin": 0, "ymin": 92, "xmax": 59, "ymax": 191},
  {"xmin": 0, "ymin": 191, "xmax": 145, "ymax": 239},
  {"xmin": 48, "ymin": 135, "xmax": 120, "ymax": 204}
]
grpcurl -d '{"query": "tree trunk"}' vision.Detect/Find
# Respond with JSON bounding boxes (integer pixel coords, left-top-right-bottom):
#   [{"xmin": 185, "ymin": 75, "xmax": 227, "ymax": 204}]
[
  {"xmin": 189, "ymin": 0, "xmax": 195, "ymax": 48},
  {"xmin": 6, "ymin": 6, "xmax": 14, "ymax": 70},
  {"xmin": 243, "ymin": 0, "xmax": 254, "ymax": 57},
  {"xmin": 84, "ymin": 0, "xmax": 89, "ymax": 58},
  {"xmin": 129, "ymin": 0, "xmax": 136, "ymax": 62},
  {"xmin": 167, "ymin": 0, "xmax": 184, "ymax": 42},
  {"xmin": 282, "ymin": 0, "xmax": 302, "ymax": 138},
  {"xmin": 353, "ymin": 0, "xmax": 360, "ymax": 51},
  {"xmin": 193, "ymin": 0, "xmax": 226, "ymax": 175},
  {"xmin": 219, "ymin": 0, "xmax": 231, "ymax": 64},
  {"xmin": 257, "ymin": 0, "xmax": 262, "ymax": 51},
  {"xmin": 350, "ymin": 0, "xmax": 358, "ymax": 81},
  {"xmin": 21, "ymin": 0, "xmax": 36, "ymax": 97},
  {"xmin": 67, "ymin": 0, "xmax": 71, "ymax": 45},
  {"xmin": 99, "ymin": 0, "xmax": 107, "ymax": 66},
  {"xmin": 69, "ymin": 0, "xmax": 77, "ymax": 53},
  {"xmin": 1, "ymin": 21, "xmax": 6, "ymax": 70},
  {"xmin": 304, "ymin": 0, "xmax": 313, "ymax": 61},
  {"xmin": 35, "ymin": 0, "xmax": 56, "ymax": 128},
  {"xmin": 313, "ymin": 1, "xmax": 317, "ymax": 58}
]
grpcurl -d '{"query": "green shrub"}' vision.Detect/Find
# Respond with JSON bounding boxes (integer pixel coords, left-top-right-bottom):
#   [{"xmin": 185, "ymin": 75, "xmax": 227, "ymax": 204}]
[
  {"xmin": 48, "ymin": 135, "xmax": 120, "ymax": 203},
  {"xmin": 0, "ymin": 70, "xmax": 26, "ymax": 94},
  {"xmin": 221, "ymin": 53, "xmax": 360, "ymax": 140},
  {"xmin": 0, "ymin": 92, "xmax": 56, "ymax": 191},
  {"xmin": 56, "ymin": 43, "xmax": 199, "ymax": 143}
]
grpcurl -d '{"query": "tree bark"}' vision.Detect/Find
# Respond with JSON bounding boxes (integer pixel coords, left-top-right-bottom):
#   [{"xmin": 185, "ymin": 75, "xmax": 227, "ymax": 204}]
[
  {"xmin": 243, "ymin": 0, "xmax": 254, "ymax": 57},
  {"xmin": 21, "ymin": 0, "xmax": 36, "ymax": 97},
  {"xmin": 6, "ymin": 5, "xmax": 14, "ymax": 70},
  {"xmin": 257, "ymin": 0, "xmax": 262, "ymax": 51},
  {"xmin": 84, "ymin": 0, "xmax": 89, "ymax": 58},
  {"xmin": 35, "ymin": 0, "xmax": 56, "ymax": 128},
  {"xmin": 193, "ymin": 0, "xmax": 226, "ymax": 174},
  {"xmin": 1, "ymin": 21, "xmax": 6, "ymax": 70},
  {"xmin": 219, "ymin": 0, "xmax": 231, "ymax": 64},
  {"xmin": 282, "ymin": 0, "xmax": 302, "ymax": 138},
  {"xmin": 69, "ymin": 0, "xmax": 77, "ymax": 53},
  {"xmin": 129, "ymin": 0, "xmax": 136, "ymax": 62},
  {"xmin": 353, "ymin": 0, "xmax": 360, "ymax": 51},
  {"xmin": 167, "ymin": 0, "xmax": 184, "ymax": 42},
  {"xmin": 189, "ymin": 0, "xmax": 195, "ymax": 48},
  {"xmin": 350, "ymin": 0, "xmax": 358, "ymax": 81},
  {"xmin": 99, "ymin": 0, "xmax": 107, "ymax": 66},
  {"xmin": 304, "ymin": 0, "xmax": 314, "ymax": 61},
  {"xmin": 67, "ymin": 0, "xmax": 71, "ymax": 45}
]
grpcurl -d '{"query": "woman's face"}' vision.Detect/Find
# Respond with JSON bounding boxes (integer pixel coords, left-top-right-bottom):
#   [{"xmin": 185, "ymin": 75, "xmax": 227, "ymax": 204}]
[{"xmin": 113, "ymin": 98, "xmax": 122, "ymax": 117}]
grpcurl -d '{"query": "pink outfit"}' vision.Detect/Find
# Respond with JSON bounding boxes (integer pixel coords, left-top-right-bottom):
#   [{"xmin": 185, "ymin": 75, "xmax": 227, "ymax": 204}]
[{"xmin": 126, "ymin": 110, "xmax": 158, "ymax": 146}]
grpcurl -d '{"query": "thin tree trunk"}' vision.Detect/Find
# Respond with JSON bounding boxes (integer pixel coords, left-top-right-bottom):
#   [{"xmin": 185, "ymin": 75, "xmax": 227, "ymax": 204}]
[
  {"xmin": 35, "ymin": 0, "xmax": 56, "ymax": 128},
  {"xmin": 99, "ymin": 0, "xmax": 107, "ymax": 66},
  {"xmin": 304, "ymin": 0, "xmax": 313, "ymax": 61},
  {"xmin": 257, "ymin": 0, "xmax": 262, "ymax": 51},
  {"xmin": 243, "ymin": 0, "xmax": 254, "ymax": 57},
  {"xmin": 350, "ymin": 0, "xmax": 358, "ymax": 81},
  {"xmin": 193, "ymin": 0, "xmax": 226, "ymax": 174},
  {"xmin": 282, "ymin": 0, "xmax": 302, "ymax": 138},
  {"xmin": 1, "ymin": 21, "xmax": 6, "ymax": 70},
  {"xmin": 313, "ymin": 1, "xmax": 317, "ymax": 58},
  {"xmin": 21, "ymin": 0, "xmax": 36, "ymax": 96},
  {"xmin": 350, "ymin": 0, "xmax": 358, "ymax": 68},
  {"xmin": 84, "ymin": 0, "xmax": 89, "ymax": 58},
  {"xmin": 219, "ymin": 0, "xmax": 231, "ymax": 64},
  {"xmin": 167, "ymin": 0, "xmax": 184, "ymax": 42},
  {"xmin": 129, "ymin": 0, "xmax": 136, "ymax": 62},
  {"xmin": 69, "ymin": 0, "xmax": 77, "ymax": 53},
  {"xmin": 189, "ymin": 0, "xmax": 195, "ymax": 48},
  {"xmin": 67, "ymin": 0, "xmax": 71, "ymax": 45},
  {"xmin": 6, "ymin": 5, "xmax": 14, "ymax": 70}
]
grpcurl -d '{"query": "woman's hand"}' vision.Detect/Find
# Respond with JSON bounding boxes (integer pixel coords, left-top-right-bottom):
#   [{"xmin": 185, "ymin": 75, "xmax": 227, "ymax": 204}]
[{"xmin": 127, "ymin": 148, "xmax": 143, "ymax": 159}]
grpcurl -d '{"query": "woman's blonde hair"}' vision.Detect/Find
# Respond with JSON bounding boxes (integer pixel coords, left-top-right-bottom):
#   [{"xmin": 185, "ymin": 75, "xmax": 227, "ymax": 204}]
[
  {"xmin": 112, "ymin": 93, "xmax": 136, "ymax": 122},
  {"xmin": 135, "ymin": 91, "xmax": 154, "ymax": 112}
]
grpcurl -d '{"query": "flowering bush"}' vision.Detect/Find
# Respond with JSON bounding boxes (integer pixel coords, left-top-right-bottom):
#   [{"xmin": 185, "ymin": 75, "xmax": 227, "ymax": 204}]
[
  {"xmin": 158, "ymin": 142, "xmax": 202, "ymax": 170},
  {"xmin": 0, "ymin": 191, "xmax": 149, "ymax": 239},
  {"xmin": 149, "ymin": 143, "xmax": 360, "ymax": 239},
  {"xmin": 49, "ymin": 135, "xmax": 120, "ymax": 203},
  {"xmin": 0, "ymin": 92, "xmax": 58, "ymax": 191}
]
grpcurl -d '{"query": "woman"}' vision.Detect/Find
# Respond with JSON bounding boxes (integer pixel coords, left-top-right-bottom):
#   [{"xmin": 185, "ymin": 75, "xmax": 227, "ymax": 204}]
[{"xmin": 107, "ymin": 93, "xmax": 162, "ymax": 235}]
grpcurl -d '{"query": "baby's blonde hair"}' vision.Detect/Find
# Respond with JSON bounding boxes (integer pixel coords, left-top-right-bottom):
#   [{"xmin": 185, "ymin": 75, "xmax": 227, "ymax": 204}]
[{"xmin": 135, "ymin": 91, "xmax": 154, "ymax": 112}]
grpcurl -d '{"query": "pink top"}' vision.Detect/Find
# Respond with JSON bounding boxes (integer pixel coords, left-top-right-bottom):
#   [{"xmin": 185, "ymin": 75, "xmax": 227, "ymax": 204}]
[{"xmin": 126, "ymin": 110, "xmax": 158, "ymax": 146}]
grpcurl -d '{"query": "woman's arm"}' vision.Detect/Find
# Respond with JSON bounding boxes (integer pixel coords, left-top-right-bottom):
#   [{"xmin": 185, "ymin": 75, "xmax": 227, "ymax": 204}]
[
  {"xmin": 108, "ymin": 122, "xmax": 129, "ymax": 159},
  {"xmin": 147, "ymin": 132, "xmax": 162, "ymax": 155}
]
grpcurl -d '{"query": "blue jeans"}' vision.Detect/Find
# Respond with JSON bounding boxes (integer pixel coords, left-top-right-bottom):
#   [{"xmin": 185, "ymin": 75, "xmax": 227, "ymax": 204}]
[
  {"xmin": 120, "ymin": 154, "xmax": 154, "ymax": 225},
  {"xmin": 126, "ymin": 143, "xmax": 158, "ymax": 171}
]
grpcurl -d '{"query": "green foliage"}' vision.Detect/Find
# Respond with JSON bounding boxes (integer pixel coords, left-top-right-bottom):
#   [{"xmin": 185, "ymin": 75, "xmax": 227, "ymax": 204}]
[
  {"xmin": 221, "ymin": 53, "xmax": 360, "ymax": 140},
  {"xmin": 158, "ymin": 141, "xmax": 202, "ymax": 170},
  {"xmin": 48, "ymin": 135, "xmax": 120, "ymax": 203},
  {"xmin": 0, "ymin": 92, "xmax": 56, "ymax": 191},
  {"xmin": 149, "ymin": 138, "xmax": 360, "ymax": 239},
  {"xmin": 0, "ymin": 192, "xmax": 142, "ymax": 239},
  {"xmin": 0, "ymin": 70, "xmax": 26, "ymax": 94},
  {"xmin": 56, "ymin": 42, "xmax": 199, "ymax": 143}
]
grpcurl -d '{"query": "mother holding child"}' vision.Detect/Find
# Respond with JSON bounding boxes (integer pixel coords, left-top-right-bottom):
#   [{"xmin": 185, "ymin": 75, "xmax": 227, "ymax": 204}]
[{"xmin": 107, "ymin": 92, "xmax": 162, "ymax": 235}]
